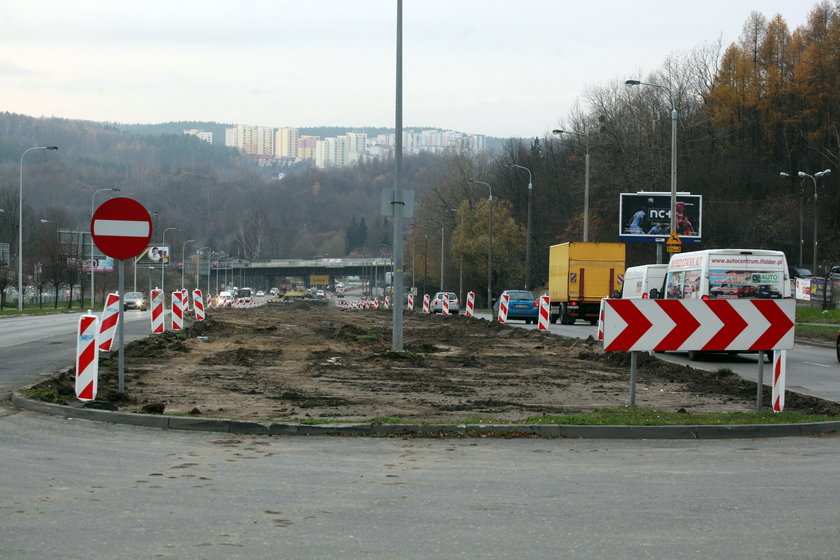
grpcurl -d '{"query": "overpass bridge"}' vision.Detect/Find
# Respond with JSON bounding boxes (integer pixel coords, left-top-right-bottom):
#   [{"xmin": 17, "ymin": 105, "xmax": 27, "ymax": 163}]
[{"xmin": 219, "ymin": 257, "xmax": 393, "ymax": 290}]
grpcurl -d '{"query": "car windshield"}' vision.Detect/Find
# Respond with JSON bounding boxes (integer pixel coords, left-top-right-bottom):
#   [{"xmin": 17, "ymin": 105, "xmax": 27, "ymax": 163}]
[
  {"xmin": 125, "ymin": 292, "xmax": 143, "ymax": 299},
  {"xmin": 505, "ymin": 291, "xmax": 534, "ymax": 300}
]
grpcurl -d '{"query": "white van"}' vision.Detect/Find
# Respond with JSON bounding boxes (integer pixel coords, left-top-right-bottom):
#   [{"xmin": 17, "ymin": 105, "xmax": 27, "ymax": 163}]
[
  {"xmin": 664, "ymin": 249, "xmax": 790, "ymax": 300},
  {"xmin": 621, "ymin": 264, "xmax": 668, "ymax": 299}
]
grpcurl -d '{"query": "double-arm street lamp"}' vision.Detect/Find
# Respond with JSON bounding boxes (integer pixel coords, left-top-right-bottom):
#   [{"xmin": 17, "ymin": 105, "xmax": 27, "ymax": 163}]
[
  {"xmin": 468, "ymin": 180, "xmax": 493, "ymax": 308},
  {"xmin": 19, "ymin": 145, "xmax": 58, "ymax": 311},
  {"xmin": 781, "ymin": 169, "xmax": 831, "ymax": 274},
  {"xmin": 90, "ymin": 188, "xmax": 120, "ymax": 305},
  {"xmin": 551, "ymin": 129, "xmax": 590, "ymax": 242},
  {"xmin": 504, "ymin": 163, "xmax": 534, "ymax": 289},
  {"xmin": 626, "ymin": 79, "xmax": 677, "ymax": 263}
]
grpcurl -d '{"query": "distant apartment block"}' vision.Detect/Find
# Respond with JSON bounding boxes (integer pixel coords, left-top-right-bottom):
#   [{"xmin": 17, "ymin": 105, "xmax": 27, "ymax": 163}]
[
  {"xmin": 225, "ymin": 124, "xmax": 485, "ymax": 168},
  {"xmin": 183, "ymin": 129, "xmax": 213, "ymax": 143}
]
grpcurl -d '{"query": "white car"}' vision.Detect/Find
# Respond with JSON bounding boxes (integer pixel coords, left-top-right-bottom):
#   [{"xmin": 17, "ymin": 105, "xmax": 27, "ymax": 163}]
[{"xmin": 430, "ymin": 292, "xmax": 459, "ymax": 314}]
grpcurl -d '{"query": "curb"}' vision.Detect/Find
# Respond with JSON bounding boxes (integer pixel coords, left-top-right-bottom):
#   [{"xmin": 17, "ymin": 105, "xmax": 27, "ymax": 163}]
[{"xmin": 11, "ymin": 391, "xmax": 840, "ymax": 439}]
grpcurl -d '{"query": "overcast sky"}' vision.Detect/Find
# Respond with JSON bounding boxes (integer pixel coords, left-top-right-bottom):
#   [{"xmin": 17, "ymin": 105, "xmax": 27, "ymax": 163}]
[{"xmin": 0, "ymin": 1, "xmax": 817, "ymax": 139}]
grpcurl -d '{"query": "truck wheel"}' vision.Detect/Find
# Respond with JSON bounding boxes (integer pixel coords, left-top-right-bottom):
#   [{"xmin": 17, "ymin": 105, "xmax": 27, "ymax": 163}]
[{"xmin": 560, "ymin": 304, "xmax": 574, "ymax": 325}]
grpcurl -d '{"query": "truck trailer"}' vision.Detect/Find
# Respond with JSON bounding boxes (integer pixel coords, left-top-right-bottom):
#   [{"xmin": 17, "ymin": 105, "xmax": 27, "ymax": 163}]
[{"xmin": 548, "ymin": 242, "xmax": 626, "ymax": 324}]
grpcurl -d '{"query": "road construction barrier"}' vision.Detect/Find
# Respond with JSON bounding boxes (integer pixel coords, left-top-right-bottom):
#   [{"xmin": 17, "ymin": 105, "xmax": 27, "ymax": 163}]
[
  {"xmin": 498, "ymin": 293, "xmax": 510, "ymax": 323},
  {"xmin": 384, "ymin": 296, "xmax": 390, "ymax": 309},
  {"xmin": 407, "ymin": 294, "xmax": 414, "ymax": 311},
  {"xmin": 193, "ymin": 289, "xmax": 205, "ymax": 321},
  {"xmin": 99, "ymin": 292, "xmax": 120, "ymax": 351},
  {"xmin": 442, "ymin": 294, "xmax": 450, "ymax": 315},
  {"xmin": 538, "ymin": 295, "xmax": 550, "ymax": 331},
  {"xmin": 773, "ymin": 350, "xmax": 787, "ymax": 412},
  {"xmin": 76, "ymin": 314, "xmax": 99, "ymax": 401},
  {"xmin": 597, "ymin": 298, "xmax": 606, "ymax": 341},
  {"xmin": 181, "ymin": 288, "xmax": 190, "ymax": 313},
  {"xmin": 465, "ymin": 292, "xmax": 475, "ymax": 317},
  {"xmin": 422, "ymin": 294, "xmax": 430, "ymax": 314},
  {"xmin": 151, "ymin": 289, "xmax": 164, "ymax": 333},
  {"xmin": 172, "ymin": 291, "xmax": 183, "ymax": 331}
]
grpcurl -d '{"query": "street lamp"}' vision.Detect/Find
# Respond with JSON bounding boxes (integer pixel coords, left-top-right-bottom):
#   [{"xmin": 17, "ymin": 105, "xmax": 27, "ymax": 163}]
[
  {"xmin": 551, "ymin": 129, "xmax": 590, "ymax": 243},
  {"xmin": 468, "ymin": 180, "xmax": 493, "ymax": 309},
  {"xmin": 90, "ymin": 188, "xmax": 120, "ymax": 306},
  {"xmin": 626, "ymin": 79, "xmax": 677, "ymax": 263},
  {"xmin": 161, "ymin": 226, "xmax": 179, "ymax": 296},
  {"xmin": 19, "ymin": 145, "xmax": 58, "ymax": 311},
  {"xmin": 782, "ymin": 169, "xmax": 831, "ymax": 274},
  {"xmin": 504, "ymin": 162, "xmax": 534, "ymax": 288},
  {"xmin": 430, "ymin": 218, "xmax": 445, "ymax": 291},
  {"xmin": 181, "ymin": 239, "xmax": 195, "ymax": 289}
]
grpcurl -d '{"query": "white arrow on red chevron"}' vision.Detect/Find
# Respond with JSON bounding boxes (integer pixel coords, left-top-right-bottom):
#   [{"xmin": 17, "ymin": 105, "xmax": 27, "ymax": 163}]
[{"xmin": 602, "ymin": 299, "xmax": 795, "ymax": 352}]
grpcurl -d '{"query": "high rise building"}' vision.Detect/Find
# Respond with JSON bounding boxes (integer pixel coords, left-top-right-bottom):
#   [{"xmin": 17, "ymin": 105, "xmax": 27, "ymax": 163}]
[{"xmin": 275, "ymin": 128, "xmax": 299, "ymax": 158}]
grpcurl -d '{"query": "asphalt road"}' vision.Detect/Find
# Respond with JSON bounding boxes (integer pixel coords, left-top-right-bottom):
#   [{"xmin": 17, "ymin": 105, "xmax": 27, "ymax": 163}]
[
  {"xmin": 0, "ymin": 310, "xmax": 154, "ymax": 396},
  {"xmin": 1, "ymin": 410, "xmax": 839, "ymax": 560}
]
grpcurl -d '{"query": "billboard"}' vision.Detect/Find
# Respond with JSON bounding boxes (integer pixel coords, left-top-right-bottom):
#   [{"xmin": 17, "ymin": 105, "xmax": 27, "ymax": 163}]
[
  {"xmin": 135, "ymin": 246, "xmax": 171, "ymax": 265},
  {"xmin": 619, "ymin": 192, "xmax": 702, "ymax": 243}
]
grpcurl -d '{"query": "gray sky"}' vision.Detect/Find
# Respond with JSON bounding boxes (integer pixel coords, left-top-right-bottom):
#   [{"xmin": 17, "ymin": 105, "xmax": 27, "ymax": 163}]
[{"xmin": 0, "ymin": 1, "xmax": 816, "ymax": 139}]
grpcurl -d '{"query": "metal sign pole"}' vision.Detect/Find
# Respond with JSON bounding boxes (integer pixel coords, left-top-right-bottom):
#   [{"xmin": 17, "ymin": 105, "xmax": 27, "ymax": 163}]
[
  {"xmin": 756, "ymin": 351, "xmax": 764, "ymax": 412},
  {"xmin": 118, "ymin": 258, "xmax": 125, "ymax": 392},
  {"xmin": 629, "ymin": 351, "xmax": 637, "ymax": 407}
]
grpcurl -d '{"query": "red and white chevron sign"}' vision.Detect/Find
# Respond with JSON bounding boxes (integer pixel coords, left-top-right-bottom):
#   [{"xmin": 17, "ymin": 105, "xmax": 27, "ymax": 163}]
[{"xmin": 602, "ymin": 299, "xmax": 795, "ymax": 352}]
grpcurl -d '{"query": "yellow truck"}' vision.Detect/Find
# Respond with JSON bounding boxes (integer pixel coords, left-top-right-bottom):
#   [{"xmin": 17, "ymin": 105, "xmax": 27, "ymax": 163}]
[{"xmin": 548, "ymin": 242, "xmax": 626, "ymax": 324}]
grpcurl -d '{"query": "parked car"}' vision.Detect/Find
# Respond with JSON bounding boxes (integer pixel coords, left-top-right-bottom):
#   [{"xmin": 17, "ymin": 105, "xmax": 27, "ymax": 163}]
[
  {"xmin": 430, "ymin": 291, "xmax": 460, "ymax": 314},
  {"xmin": 123, "ymin": 291, "xmax": 146, "ymax": 311},
  {"xmin": 492, "ymin": 290, "xmax": 539, "ymax": 323},
  {"xmin": 790, "ymin": 266, "xmax": 813, "ymax": 279}
]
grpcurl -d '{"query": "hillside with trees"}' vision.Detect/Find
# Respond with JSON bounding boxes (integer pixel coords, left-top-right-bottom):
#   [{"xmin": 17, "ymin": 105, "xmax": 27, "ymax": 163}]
[{"xmin": 1, "ymin": 3, "xmax": 839, "ymax": 308}]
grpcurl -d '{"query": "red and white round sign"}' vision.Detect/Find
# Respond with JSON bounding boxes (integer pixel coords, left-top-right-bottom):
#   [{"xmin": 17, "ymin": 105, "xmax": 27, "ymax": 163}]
[{"xmin": 90, "ymin": 197, "xmax": 153, "ymax": 259}]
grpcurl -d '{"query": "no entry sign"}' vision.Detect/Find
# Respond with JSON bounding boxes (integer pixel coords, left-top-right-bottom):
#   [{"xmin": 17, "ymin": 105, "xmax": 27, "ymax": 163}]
[{"xmin": 90, "ymin": 197, "xmax": 153, "ymax": 259}]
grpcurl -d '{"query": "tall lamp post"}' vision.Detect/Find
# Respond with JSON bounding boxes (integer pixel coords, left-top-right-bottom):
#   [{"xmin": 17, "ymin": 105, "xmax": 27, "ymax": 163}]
[
  {"xmin": 551, "ymin": 129, "xmax": 590, "ymax": 242},
  {"xmin": 782, "ymin": 169, "xmax": 831, "ymax": 274},
  {"xmin": 161, "ymin": 227, "xmax": 179, "ymax": 296},
  {"xmin": 626, "ymin": 79, "xmax": 677, "ymax": 264},
  {"xmin": 90, "ymin": 188, "xmax": 119, "ymax": 305},
  {"xmin": 504, "ymin": 162, "xmax": 534, "ymax": 288},
  {"xmin": 181, "ymin": 240, "xmax": 195, "ymax": 290},
  {"xmin": 468, "ymin": 180, "xmax": 493, "ymax": 309},
  {"xmin": 18, "ymin": 145, "xmax": 58, "ymax": 311}
]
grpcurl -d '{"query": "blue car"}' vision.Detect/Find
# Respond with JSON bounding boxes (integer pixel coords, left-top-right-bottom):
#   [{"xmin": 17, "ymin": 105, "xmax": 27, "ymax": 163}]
[{"xmin": 492, "ymin": 290, "xmax": 539, "ymax": 324}]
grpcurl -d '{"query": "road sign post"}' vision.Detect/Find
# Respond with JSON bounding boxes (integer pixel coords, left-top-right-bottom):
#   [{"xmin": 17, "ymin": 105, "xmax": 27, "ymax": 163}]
[
  {"xmin": 91, "ymin": 198, "xmax": 153, "ymax": 392},
  {"xmin": 602, "ymin": 298, "xmax": 795, "ymax": 409}
]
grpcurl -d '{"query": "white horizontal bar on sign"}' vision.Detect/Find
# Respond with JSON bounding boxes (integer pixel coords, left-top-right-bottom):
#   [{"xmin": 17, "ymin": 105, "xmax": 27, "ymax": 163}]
[{"xmin": 93, "ymin": 220, "xmax": 150, "ymax": 237}]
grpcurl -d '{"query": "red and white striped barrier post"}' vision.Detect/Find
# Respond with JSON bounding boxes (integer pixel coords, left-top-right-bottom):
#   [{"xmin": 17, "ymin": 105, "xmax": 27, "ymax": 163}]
[
  {"xmin": 171, "ymin": 291, "xmax": 183, "ymax": 331},
  {"xmin": 597, "ymin": 298, "xmax": 606, "ymax": 341},
  {"xmin": 75, "ymin": 314, "xmax": 99, "ymax": 401},
  {"xmin": 497, "ymin": 293, "xmax": 510, "ymax": 323},
  {"xmin": 384, "ymin": 296, "xmax": 391, "ymax": 309},
  {"xmin": 181, "ymin": 288, "xmax": 190, "ymax": 313},
  {"xmin": 442, "ymin": 294, "xmax": 450, "ymax": 315},
  {"xmin": 99, "ymin": 292, "xmax": 120, "ymax": 351},
  {"xmin": 538, "ymin": 295, "xmax": 550, "ymax": 331},
  {"xmin": 150, "ymin": 289, "xmax": 164, "ymax": 333},
  {"xmin": 772, "ymin": 350, "xmax": 787, "ymax": 412},
  {"xmin": 465, "ymin": 291, "xmax": 475, "ymax": 317},
  {"xmin": 422, "ymin": 294, "xmax": 430, "ymax": 314},
  {"xmin": 407, "ymin": 294, "xmax": 414, "ymax": 311},
  {"xmin": 193, "ymin": 289, "xmax": 205, "ymax": 321}
]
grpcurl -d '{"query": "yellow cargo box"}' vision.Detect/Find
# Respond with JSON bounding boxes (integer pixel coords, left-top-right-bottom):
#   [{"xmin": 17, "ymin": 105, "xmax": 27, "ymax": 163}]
[{"xmin": 548, "ymin": 242, "xmax": 626, "ymax": 303}]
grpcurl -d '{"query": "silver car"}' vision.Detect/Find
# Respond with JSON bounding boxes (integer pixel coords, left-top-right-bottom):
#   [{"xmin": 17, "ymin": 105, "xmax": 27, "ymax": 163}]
[
  {"xmin": 123, "ymin": 291, "xmax": 146, "ymax": 311},
  {"xmin": 429, "ymin": 291, "xmax": 459, "ymax": 314}
]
